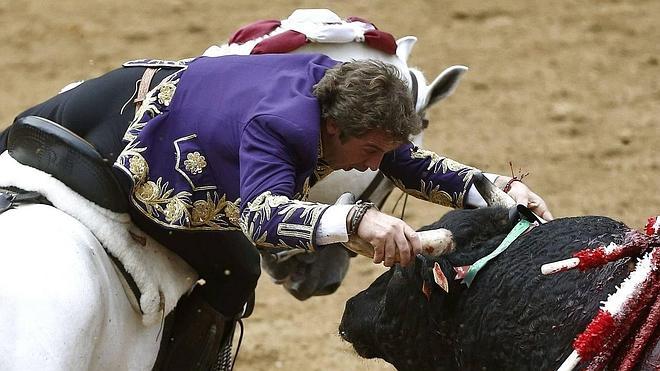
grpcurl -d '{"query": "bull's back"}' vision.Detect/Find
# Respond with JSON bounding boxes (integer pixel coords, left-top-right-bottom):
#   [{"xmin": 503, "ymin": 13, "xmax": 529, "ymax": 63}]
[{"xmin": 453, "ymin": 216, "xmax": 631, "ymax": 370}]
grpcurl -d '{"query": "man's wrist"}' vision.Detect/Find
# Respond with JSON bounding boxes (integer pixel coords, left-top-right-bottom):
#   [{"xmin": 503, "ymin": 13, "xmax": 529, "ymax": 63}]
[
  {"xmin": 347, "ymin": 201, "xmax": 375, "ymax": 236},
  {"xmin": 346, "ymin": 206, "xmax": 356, "ymax": 234},
  {"xmin": 503, "ymin": 178, "xmax": 522, "ymax": 193}
]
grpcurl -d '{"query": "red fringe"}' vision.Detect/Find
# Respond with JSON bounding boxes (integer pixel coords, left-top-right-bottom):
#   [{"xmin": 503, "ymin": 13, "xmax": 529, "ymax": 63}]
[
  {"xmin": 617, "ymin": 292, "xmax": 660, "ymax": 371},
  {"xmin": 646, "ymin": 216, "xmax": 658, "ymax": 236},
  {"xmin": 583, "ymin": 250, "xmax": 660, "ymax": 370},
  {"xmin": 566, "ymin": 222, "xmax": 660, "ymax": 369},
  {"xmin": 574, "ymin": 310, "xmax": 615, "ymax": 360}
]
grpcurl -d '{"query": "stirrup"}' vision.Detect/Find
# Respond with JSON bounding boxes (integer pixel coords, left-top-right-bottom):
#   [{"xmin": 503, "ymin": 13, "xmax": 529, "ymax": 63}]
[
  {"xmin": 212, "ymin": 319, "xmax": 245, "ymax": 371},
  {"xmin": 152, "ymin": 290, "xmax": 254, "ymax": 371},
  {"xmin": 211, "ymin": 292, "xmax": 254, "ymax": 371}
]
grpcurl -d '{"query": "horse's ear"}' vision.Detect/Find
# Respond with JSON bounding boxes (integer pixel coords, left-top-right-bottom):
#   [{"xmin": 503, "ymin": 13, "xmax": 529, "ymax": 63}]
[
  {"xmin": 425, "ymin": 65, "xmax": 468, "ymax": 108},
  {"xmin": 396, "ymin": 36, "xmax": 417, "ymax": 63}
]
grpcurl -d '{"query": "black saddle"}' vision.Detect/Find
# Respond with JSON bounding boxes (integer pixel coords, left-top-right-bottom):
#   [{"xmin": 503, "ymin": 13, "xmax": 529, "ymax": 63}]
[{"xmin": 6, "ymin": 116, "xmax": 128, "ymax": 213}]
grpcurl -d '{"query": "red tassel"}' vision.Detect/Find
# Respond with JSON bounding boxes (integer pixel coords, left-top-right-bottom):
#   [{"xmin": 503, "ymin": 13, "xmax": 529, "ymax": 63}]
[
  {"xmin": 574, "ymin": 249, "xmax": 608, "ymax": 270},
  {"xmin": 573, "ymin": 310, "xmax": 615, "ymax": 360}
]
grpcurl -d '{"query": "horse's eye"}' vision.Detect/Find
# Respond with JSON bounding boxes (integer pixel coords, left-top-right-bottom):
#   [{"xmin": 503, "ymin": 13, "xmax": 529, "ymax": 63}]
[{"xmin": 422, "ymin": 118, "xmax": 430, "ymax": 129}]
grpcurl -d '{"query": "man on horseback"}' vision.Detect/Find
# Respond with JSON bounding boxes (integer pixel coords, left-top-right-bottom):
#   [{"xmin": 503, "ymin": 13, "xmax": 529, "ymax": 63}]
[{"xmin": 0, "ymin": 52, "xmax": 552, "ymax": 369}]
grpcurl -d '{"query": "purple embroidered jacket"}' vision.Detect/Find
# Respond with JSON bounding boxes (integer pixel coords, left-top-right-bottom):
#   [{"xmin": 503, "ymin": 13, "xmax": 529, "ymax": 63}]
[{"xmin": 114, "ymin": 54, "xmax": 477, "ymax": 251}]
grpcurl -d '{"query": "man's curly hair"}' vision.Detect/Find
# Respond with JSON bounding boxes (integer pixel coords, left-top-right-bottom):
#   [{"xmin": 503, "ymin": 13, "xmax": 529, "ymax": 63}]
[{"xmin": 313, "ymin": 59, "xmax": 422, "ymax": 143}]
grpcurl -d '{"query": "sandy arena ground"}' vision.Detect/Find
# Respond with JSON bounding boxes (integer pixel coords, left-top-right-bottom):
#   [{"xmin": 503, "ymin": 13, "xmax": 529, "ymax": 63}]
[{"xmin": 1, "ymin": 1, "xmax": 658, "ymax": 370}]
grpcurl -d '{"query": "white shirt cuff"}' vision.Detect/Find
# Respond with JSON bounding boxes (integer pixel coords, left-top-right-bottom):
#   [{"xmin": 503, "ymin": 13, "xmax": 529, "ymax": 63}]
[
  {"xmin": 464, "ymin": 172, "xmax": 499, "ymax": 208},
  {"xmin": 316, "ymin": 204, "xmax": 353, "ymax": 245}
]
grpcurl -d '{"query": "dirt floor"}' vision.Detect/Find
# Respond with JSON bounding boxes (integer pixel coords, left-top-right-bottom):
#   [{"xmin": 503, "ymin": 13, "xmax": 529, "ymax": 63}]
[{"xmin": 1, "ymin": 0, "xmax": 658, "ymax": 370}]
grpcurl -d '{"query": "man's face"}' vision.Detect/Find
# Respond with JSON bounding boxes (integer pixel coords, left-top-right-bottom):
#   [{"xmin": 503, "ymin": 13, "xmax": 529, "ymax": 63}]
[{"xmin": 322, "ymin": 120, "xmax": 401, "ymax": 172}]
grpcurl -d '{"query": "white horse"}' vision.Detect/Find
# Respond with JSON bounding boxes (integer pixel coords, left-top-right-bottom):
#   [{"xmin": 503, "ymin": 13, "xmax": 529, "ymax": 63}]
[{"xmin": 0, "ymin": 9, "xmax": 468, "ymax": 370}]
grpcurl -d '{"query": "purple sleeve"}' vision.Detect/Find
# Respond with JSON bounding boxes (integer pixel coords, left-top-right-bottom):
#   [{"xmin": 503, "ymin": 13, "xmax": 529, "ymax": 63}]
[
  {"xmin": 379, "ymin": 143, "xmax": 478, "ymax": 208},
  {"xmin": 239, "ymin": 115, "xmax": 328, "ymax": 251}
]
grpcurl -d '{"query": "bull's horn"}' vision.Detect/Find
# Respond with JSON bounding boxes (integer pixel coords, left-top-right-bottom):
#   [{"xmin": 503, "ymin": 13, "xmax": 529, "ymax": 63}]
[
  {"xmin": 472, "ymin": 171, "xmax": 516, "ymax": 208},
  {"xmin": 334, "ymin": 192, "xmax": 454, "ymax": 261},
  {"xmin": 343, "ymin": 228, "xmax": 455, "ymax": 262}
]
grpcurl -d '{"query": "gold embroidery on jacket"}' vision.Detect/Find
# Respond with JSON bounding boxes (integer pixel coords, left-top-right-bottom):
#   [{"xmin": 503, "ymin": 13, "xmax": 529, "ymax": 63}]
[
  {"xmin": 315, "ymin": 138, "xmax": 334, "ymax": 182},
  {"xmin": 314, "ymin": 161, "xmax": 333, "ymax": 183},
  {"xmin": 173, "ymin": 135, "xmax": 216, "ymax": 192},
  {"xmin": 240, "ymin": 191, "xmax": 326, "ymax": 250},
  {"xmin": 397, "ymin": 147, "xmax": 477, "ymax": 207},
  {"xmin": 390, "ymin": 177, "xmax": 456, "ymax": 207},
  {"xmin": 293, "ymin": 177, "xmax": 311, "ymax": 201},
  {"xmin": 184, "ymin": 152, "xmax": 207, "ymax": 175},
  {"xmin": 224, "ymin": 199, "xmax": 241, "ymax": 226},
  {"xmin": 116, "ymin": 143, "xmax": 240, "ymax": 230},
  {"xmin": 157, "ymin": 82, "xmax": 176, "ymax": 106},
  {"xmin": 410, "ymin": 147, "xmax": 472, "ymax": 174},
  {"xmin": 124, "ymin": 73, "xmax": 181, "ymax": 143},
  {"xmin": 190, "ymin": 193, "xmax": 241, "ymax": 229}
]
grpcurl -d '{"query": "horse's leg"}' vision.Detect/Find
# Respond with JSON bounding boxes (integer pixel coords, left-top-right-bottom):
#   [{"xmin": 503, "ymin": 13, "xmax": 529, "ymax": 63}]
[{"xmin": 0, "ymin": 204, "xmax": 160, "ymax": 371}]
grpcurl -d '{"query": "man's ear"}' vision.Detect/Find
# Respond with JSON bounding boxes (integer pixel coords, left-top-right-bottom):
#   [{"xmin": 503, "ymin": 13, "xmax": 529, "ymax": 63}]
[{"xmin": 325, "ymin": 118, "xmax": 340, "ymax": 136}]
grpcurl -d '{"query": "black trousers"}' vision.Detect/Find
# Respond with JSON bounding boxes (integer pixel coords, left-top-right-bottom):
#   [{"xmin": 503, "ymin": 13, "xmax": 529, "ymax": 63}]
[{"xmin": 0, "ymin": 66, "xmax": 260, "ymax": 317}]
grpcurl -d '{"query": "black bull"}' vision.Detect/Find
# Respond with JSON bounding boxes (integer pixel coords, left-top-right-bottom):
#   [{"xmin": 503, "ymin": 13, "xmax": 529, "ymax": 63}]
[{"xmin": 339, "ymin": 207, "xmax": 660, "ymax": 371}]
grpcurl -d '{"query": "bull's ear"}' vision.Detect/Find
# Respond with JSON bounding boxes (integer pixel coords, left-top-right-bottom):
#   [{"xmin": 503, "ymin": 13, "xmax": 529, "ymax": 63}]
[
  {"xmin": 396, "ymin": 36, "xmax": 417, "ymax": 63},
  {"xmin": 382, "ymin": 268, "xmax": 410, "ymax": 316},
  {"xmin": 424, "ymin": 65, "xmax": 468, "ymax": 108},
  {"xmin": 420, "ymin": 256, "xmax": 458, "ymax": 296},
  {"xmin": 432, "ymin": 262, "xmax": 449, "ymax": 293}
]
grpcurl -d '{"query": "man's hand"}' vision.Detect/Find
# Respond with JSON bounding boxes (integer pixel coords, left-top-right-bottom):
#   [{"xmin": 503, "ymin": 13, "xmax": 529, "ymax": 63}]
[
  {"xmin": 355, "ymin": 209, "xmax": 423, "ymax": 267},
  {"xmin": 505, "ymin": 180, "xmax": 554, "ymax": 220}
]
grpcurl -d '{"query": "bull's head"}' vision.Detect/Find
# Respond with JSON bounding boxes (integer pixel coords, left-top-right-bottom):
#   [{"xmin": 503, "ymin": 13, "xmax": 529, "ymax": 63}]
[
  {"xmin": 339, "ymin": 207, "xmax": 517, "ymax": 370},
  {"xmin": 339, "ymin": 254, "xmax": 461, "ymax": 371}
]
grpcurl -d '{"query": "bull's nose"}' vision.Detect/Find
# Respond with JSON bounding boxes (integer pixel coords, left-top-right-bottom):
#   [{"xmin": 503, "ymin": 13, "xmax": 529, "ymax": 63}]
[{"xmin": 338, "ymin": 321, "xmax": 352, "ymax": 342}]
